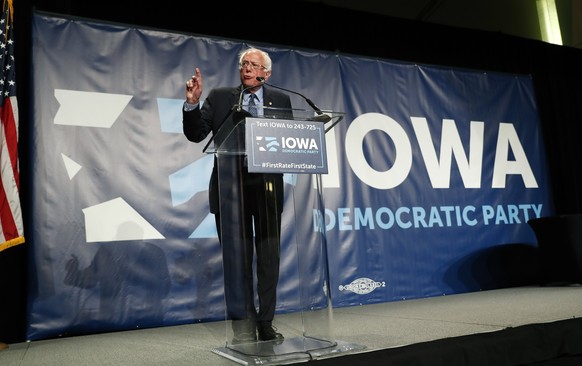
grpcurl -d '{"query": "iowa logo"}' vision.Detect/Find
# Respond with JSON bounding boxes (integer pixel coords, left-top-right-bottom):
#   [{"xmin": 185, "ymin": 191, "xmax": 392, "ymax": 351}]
[{"xmin": 255, "ymin": 136, "xmax": 280, "ymax": 152}]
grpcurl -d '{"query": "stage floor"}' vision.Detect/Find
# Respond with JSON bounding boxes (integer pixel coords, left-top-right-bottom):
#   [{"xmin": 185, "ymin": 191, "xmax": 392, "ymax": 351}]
[{"xmin": 1, "ymin": 285, "xmax": 581, "ymax": 365}]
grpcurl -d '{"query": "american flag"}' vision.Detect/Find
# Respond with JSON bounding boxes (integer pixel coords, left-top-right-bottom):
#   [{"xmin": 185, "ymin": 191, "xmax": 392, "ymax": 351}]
[{"xmin": 0, "ymin": 0, "xmax": 24, "ymax": 252}]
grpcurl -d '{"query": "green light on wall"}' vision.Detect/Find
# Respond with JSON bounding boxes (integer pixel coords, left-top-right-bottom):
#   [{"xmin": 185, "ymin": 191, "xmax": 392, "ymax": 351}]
[{"xmin": 536, "ymin": 0, "xmax": 563, "ymax": 45}]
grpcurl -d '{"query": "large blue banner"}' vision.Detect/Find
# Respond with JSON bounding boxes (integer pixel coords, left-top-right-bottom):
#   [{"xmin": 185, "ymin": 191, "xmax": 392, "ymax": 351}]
[{"xmin": 28, "ymin": 12, "xmax": 553, "ymax": 340}]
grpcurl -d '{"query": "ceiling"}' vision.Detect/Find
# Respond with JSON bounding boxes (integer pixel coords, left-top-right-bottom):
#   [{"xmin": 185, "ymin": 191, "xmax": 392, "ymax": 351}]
[
  {"xmin": 29, "ymin": 0, "xmax": 581, "ymax": 50},
  {"xmin": 302, "ymin": 0, "xmax": 581, "ymax": 49}
]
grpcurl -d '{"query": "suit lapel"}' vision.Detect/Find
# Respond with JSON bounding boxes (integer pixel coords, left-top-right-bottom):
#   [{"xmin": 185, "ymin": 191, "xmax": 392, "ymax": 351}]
[{"xmin": 262, "ymin": 87, "xmax": 279, "ymax": 117}]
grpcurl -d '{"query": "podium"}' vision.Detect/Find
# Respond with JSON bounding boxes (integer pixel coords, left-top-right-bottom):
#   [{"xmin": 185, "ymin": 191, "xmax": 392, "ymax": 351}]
[{"xmin": 205, "ymin": 107, "xmax": 364, "ymax": 365}]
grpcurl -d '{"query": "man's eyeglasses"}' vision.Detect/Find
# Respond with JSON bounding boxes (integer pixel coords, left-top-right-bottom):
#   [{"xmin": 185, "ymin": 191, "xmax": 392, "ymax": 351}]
[{"xmin": 240, "ymin": 60, "xmax": 265, "ymax": 70}]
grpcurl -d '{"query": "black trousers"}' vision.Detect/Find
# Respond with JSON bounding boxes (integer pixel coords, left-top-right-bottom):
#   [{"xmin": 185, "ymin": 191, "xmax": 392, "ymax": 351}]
[{"xmin": 215, "ymin": 158, "xmax": 282, "ymax": 326}]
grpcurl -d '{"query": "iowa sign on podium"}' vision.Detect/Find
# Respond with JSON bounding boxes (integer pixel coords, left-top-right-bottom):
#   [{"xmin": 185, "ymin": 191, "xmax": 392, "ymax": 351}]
[{"xmin": 204, "ymin": 107, "xmax": 362, "ymax": 365}]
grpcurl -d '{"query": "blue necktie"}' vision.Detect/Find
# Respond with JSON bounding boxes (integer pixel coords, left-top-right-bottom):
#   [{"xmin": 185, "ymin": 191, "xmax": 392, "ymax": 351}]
[{"xmin": 248, "ymin": 94, "xmax": 258, "ymax": 116}]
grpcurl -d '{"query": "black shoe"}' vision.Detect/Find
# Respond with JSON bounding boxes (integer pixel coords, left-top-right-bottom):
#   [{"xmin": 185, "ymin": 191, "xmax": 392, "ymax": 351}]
[
  {"xmin": 232, "ymin": 330, "xmax": 257, "ymax": 345},
  {"xmin": 231, "ymin": 319, "xmax": 257, "ymax": 345},
  {"xmin": 257, "ymin": 322, "xmax": 284, "ymax": 342}
]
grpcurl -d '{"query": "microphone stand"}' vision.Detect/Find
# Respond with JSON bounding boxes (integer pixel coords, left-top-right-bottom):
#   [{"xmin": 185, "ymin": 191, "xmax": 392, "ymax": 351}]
[{"xmin": 256, "ymin": 77, "xmax": 332, "ymax": 123}]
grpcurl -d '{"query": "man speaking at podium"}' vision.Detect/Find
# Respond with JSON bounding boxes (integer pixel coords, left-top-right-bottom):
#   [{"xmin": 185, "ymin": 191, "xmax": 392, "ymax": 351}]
[{"xmin": 182, "ymin": 47, "xmax": 291, "ymax": 344}]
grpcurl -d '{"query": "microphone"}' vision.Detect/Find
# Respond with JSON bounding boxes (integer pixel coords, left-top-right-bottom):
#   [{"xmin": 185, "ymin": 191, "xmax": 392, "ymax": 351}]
[{"xmin": 256, "ymin": 77, "xmax": 331, "ymax": 122}]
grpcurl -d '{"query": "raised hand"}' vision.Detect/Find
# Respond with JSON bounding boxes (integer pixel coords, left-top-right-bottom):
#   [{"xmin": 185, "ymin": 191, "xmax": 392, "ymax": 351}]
[{"xmin": 185, "ymin": 67, "xmax": 203, "ymax": 104}]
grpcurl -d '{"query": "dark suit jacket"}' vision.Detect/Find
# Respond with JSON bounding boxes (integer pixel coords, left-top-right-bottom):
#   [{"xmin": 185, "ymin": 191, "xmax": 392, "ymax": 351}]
[{"xmin": 183, "ymin": 85, "xmax": 292, "ymax": 214}]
